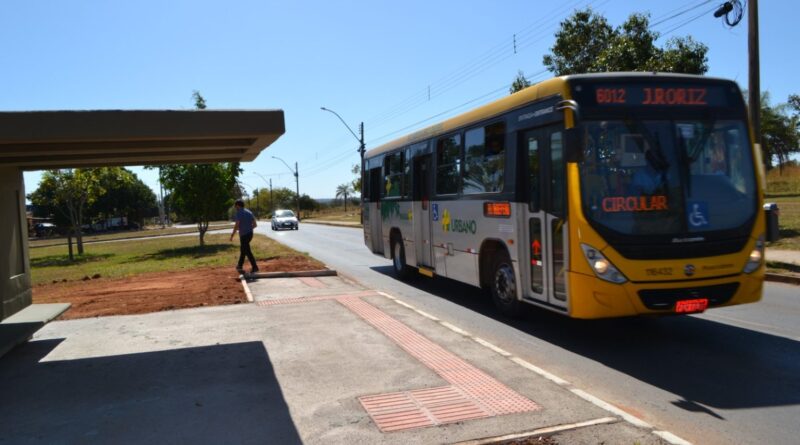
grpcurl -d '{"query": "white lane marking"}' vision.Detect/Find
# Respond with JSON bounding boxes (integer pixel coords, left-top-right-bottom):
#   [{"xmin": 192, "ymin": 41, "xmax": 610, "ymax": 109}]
[
  {"xmin": 440, "ymin": 321, "xmax": 470, "ymax": 336},
  {"xmin": 452, "ymin": 417, "xmax": 618, "ymax": 445},
  {"xmin": 374, "ymin": 291, "xmax": 689, "ymax": 444},
  {"xmin": 473, "ymin": 337, "xmax": 511, "ymax": 357},
  {"xmin": 376, "ymin": 291, "xmax": 396, "ymax": 300},
  {"xmin": 654, "ymin": 430, "xmax": 694, "ymax": 445},
  {"xmin": 570, "ymin": 389, "xmax": 653, "ymax": 429},
  {"xmin": 510, "ymin": 357, "xmax": 570, "ymax": 386},
  {"xmin": 393, "ymin": 299, "xmax": 415, "ymax": 310},
  {"xmin": 414, "ymin": 309, "xmax": 440, "ymax": 321}
]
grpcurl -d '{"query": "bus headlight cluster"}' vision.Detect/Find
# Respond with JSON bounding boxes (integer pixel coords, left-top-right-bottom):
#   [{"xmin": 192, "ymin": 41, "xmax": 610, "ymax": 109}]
[
  {"xmin": 743, "ymin": 235, "xmax": 765, "ymax": 274},
  {"xmin": 581, "ymin": 244, "xmax": 627, "ymax": 284}
]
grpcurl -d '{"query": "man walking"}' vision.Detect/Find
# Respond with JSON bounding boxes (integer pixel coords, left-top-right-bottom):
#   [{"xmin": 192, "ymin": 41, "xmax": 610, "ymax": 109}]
[{"xmin": 230, "ymin": 199, "xmax": 259, "ymax": 274}]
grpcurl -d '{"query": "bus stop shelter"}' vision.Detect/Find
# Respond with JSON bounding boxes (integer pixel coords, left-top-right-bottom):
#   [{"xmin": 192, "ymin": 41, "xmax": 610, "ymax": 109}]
[{"xmin": 0, "ymin": 110, "xmax": 285, "ymax": 353}]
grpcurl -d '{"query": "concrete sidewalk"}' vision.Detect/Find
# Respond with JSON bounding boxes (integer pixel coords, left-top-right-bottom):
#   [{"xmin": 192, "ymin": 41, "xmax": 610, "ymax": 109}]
[
  {"xmin": 0, "ymin": 275, "xmax": 680, "ymax": 444},
  {"xmin": 766, "ymin": 248, "xmax": 800, "ymax": 266}
]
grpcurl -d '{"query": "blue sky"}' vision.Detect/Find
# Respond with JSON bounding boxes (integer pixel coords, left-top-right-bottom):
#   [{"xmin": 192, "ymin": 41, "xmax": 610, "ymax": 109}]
[{"xmin": 2, "ymin": 0, "xmax": 795, "ymax": 199}]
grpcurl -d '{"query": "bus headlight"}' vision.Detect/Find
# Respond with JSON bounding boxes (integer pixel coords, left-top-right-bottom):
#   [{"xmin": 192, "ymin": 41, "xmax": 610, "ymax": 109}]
[
  {"xmin": 743, "ymin": 235, "xmax": 765, "ymax": 274},
  {"xmin": 581, "ymin": 244, "xmax": 627, "ymax": 284}
]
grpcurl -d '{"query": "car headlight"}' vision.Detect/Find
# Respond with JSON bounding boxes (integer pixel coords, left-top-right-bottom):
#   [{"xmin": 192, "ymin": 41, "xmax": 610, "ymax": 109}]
[
  {"xmin": 581, "ymin": 243, "xmax": 627, "ymax": 284},
  {"xmin": 742, "ymin": 235, "xmax": 765, "ymax": 274}
]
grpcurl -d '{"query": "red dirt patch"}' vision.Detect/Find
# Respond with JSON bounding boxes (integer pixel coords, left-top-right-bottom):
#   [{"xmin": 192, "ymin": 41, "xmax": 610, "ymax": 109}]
[{"xmin": 33, "ymin": 255, "xmax": 324, "ymax": 320}]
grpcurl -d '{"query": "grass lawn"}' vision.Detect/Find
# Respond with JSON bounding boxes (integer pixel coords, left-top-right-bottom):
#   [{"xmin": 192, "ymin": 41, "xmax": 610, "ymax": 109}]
[
  {"xmin": 29, "ymin": 222, "xmax": 234, "ymax": 248},
  {"xmin": 303, "ymin": 207, "xmax": 362, "ymax": 224},
  {"xmin": 765, "ymin": 195, "xmax": 800, "ymax": 250},
  {"xmin": 764, "ymin": 166, "xmax": 799, "ymax": 250},
  {"xmin": 30, "ymin": 233, "xmax": 312, "ymax": 286}
]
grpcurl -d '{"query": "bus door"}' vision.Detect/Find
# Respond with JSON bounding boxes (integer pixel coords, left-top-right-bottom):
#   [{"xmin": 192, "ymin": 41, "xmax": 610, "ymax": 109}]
[
  {"xmin": 368, "ymin": 167, "xmax": 384, "ymax": 254},
  {"xmin": 523, "ymin": 125, "xmax": 568, "ymax": 309},
  {"xmin": 412, "ymin": 154, "xmax": 433, "ymax": 268}
]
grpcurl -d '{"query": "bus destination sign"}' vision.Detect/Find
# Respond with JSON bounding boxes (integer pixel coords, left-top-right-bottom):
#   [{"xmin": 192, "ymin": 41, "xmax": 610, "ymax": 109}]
[{"xmin": 589, "ymin": 84, "xmax": 731, "ymax": 107}]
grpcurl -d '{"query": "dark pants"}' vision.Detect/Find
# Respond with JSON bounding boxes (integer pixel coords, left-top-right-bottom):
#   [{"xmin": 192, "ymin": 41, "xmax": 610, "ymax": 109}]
[{"xmin": 237, "ymin": 232, "xmax": 257, "ymax": 270}]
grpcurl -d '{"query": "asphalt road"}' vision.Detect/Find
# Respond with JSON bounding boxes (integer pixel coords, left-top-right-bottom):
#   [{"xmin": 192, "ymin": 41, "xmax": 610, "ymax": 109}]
[{"xmin": 260, "ymin": 223, "xmax": 800, "ymax": 445}]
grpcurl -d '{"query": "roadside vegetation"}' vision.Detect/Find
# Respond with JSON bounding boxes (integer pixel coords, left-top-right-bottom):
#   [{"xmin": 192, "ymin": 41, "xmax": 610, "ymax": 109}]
[
  {"xmin": 302, "ymin": 204, "xmax": 361, "ymax": 224},
  {"xmin": 29, "ymin": 222, "xmax": 233, "ymax": 248},
  {"xmin": 30, "ymin": 233, "xmax": 320, "ymax": 286},
  {"xmin": 765, "ymin": 164, "xmax": 800, "ymax": 251}
]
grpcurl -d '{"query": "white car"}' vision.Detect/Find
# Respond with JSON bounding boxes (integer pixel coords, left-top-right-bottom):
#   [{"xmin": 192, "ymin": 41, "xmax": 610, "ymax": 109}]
[{"xmin": 271, "ymin": 209, "xmax": 299, "ymax": 231}]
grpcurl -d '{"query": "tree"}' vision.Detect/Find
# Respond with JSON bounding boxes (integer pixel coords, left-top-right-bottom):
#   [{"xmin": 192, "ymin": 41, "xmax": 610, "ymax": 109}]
[
  {"xmin": 543, "ymin": 8, "xmax": 708, "ymax": 75},
  {"xmin": 351, "ymin": 164, "xmax": 362, "ymax": 193},
  {"xmin": 336, "ymin": 183, "xmax": 354, "ymax": 212},
  {"xmin": 89, "ymin": 168, "xmax": 157, "ymax": 228},
  {"xmin": 28, "ymin": 168, "xmax": 126, "ymax": 258},
  {"xmin": 160, "ymin": 163, "xmax": 240, "ymax": 246},
  {"xmin": 148, "ymin": 90, "xmax": 242, "ymax": 246},
  {"xmin": 270, "ymin": 187, "xmax": 298, "ymax": 211},
  {"xmin": 509, "ymin": 70, "xmax": 532, "ymax": 94},
  {"xmin": 298, "ymin": 194, "xmax": 319, "ymax": 217},
  {"xmin": 759, "ymin": 92, "xmax": 800, "ymax": 169},
  {"xmin": 192, "ymin": 90, "xmax": 207, "ymax": 110}
]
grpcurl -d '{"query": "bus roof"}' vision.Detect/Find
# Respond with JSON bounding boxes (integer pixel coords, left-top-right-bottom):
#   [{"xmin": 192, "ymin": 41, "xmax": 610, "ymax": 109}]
[{"xmin": 364, "ymin": 72, "xmax": 733, "ymax": 159}]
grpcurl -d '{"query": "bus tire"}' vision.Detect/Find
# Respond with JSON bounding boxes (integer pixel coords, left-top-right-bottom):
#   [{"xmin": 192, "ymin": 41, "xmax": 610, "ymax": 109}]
[
  {"xmin": 490, "ymin": 253, "xmax": 521, "ymax": 317},
  {"xmin": 391, "ymin": 236, "xmax": 412, "ymax": 280}
]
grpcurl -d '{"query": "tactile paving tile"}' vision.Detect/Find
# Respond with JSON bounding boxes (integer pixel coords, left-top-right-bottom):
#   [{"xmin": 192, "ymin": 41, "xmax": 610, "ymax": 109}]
[
  {"xmin": 339, "ymin": 296, "xmax": 539, "ymax": 431},
  {"xmin": 297, "ymin": 277, "xmax": 326, "ymax": 288},
  {"xmin": 257, "ymin": 291, "xmax": 539, "ymax": 432},
  {"xmin": 359, "ymin": 385, "xmax": 490, "ymax": 432},
  {"xmin": 254, "ymin": 290, "xmax": 378, "ymax": 306}
]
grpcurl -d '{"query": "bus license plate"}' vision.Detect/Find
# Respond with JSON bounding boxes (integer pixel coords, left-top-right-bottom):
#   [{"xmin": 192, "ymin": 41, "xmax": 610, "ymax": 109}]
[{"xmin": 675, "ymin": 298, "xmax": 709, "ymax": 314}]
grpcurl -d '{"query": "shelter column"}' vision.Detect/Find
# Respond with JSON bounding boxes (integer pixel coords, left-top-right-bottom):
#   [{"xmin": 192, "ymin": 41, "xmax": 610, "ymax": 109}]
[{"xmin": 0, "ymin": 166, "xmax": 32, "ymax": 320}]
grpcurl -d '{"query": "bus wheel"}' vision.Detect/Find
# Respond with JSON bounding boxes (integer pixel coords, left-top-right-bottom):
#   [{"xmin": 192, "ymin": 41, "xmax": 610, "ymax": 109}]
[
  {"xmin": 491, "ymin": 254, "xmax": 521, "ymax": 317},
  {"xmin": 392, "ymin": 237, "xmax": 411, "ymax": 280}
]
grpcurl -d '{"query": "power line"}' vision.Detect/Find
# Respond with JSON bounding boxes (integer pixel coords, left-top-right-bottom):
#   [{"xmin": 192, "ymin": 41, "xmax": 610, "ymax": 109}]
[
  {"xmin": 649, "ymin": 0, "xmax": 714, "ymax": 28},
  {"xmin": 364, "ymin": 0, "xmax": 606, "ymax": 130},
  {"xmin": 658, "ymin": 4, "xmax": 719, "ymax": 37}
]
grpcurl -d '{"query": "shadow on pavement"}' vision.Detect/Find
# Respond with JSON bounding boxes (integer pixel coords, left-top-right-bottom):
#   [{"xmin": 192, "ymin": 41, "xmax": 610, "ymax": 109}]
[
  {"xmin": 370, "ymin": 265, "xmax": 800, "ymax": 415},
  {"xmin": 0, "ymin": 339, "xmax": 301, "ymax": 444}
]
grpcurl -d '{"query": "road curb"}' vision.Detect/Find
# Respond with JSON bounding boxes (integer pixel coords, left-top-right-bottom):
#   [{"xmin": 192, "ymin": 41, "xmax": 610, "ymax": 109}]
[
  {"xmin": 300, "ymin": 220, "xmax": 361, "ymax": 229},
  {"xmin": 247, "ymin": 269, "xmax": 337, "ymax": 279},
  {"xmin": 376, "ymin": 290, "xmax": 694, "ymax": 445},
  {"xmin": 765, "ymin": 272, "xmax": 800, "ymax": 286}
]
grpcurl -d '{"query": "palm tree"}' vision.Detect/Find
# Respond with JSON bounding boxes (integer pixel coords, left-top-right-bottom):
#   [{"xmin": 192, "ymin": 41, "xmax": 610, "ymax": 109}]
[{"xmin": 335, "ymin": 183, "xmax": 353, "ymax": 212}]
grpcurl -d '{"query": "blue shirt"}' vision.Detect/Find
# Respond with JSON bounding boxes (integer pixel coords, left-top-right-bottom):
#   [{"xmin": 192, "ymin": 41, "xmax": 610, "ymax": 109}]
[{"xmin": 235, "ymin": 208, "xmax": 256, "ymax": 236}]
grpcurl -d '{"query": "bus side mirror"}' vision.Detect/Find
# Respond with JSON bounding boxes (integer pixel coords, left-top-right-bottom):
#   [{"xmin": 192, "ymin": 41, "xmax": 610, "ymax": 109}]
[{"xmin": 564, "ymin": 128, "xmax": 583, "ymax": 163}]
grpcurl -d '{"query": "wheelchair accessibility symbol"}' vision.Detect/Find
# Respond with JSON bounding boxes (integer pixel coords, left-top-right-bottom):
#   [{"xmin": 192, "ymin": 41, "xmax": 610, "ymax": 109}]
[
  {"xmin": 432, "ymin": 203, "xmax": 440, "ymax": 222},
  {"xmin": 688, "ymin": 202, "xmax": 709, "ymax": 228}
]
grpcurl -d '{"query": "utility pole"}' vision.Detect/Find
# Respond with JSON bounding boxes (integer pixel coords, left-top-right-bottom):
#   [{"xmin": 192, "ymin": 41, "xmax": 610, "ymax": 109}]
[
  {"xmin": 359, "ymin": 122, "xmax": 365, "ymax": 224},
  {"xmin": 253, "ymin": 189, "xmax": 260, "ymax": 219},
  {"xmin": 748, "ymin": 0, "xmax": 760, "ymax": 145},
  {"xmin": 272, "ymin": 156, "xmax": 299, "ymax": 218},
  {"xmin": 320, "ymin": 107, "xmax": 366, "ymax": 222},
  {"xmin": 295, "ymin": 162, "xmax": 300, "ymax": 219},
  {"xmin": 269, "ymin": 178, "xmax": 273, "ymax": 215}
]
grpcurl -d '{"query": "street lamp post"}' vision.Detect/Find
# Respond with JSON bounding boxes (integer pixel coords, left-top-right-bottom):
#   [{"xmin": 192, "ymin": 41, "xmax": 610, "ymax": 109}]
[
  {"xmin": 320, "ymin": 107, "xmax": 365, "ymax": 162},
  {"xmin": 272, "ymin": 156, "xmax": 300, "ymax": 218},
  {"xmin": 252, "ymin": 172, "xmax": 274, "ymax": 215},
  {"xmin": 320, "ymin": 107, "xmax": 365, "ymax": 221}
]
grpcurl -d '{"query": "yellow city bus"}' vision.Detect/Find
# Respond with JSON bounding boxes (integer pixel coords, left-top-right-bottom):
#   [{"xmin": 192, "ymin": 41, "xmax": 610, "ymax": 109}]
[{"xmin": 362, "ymin": 73, "xmax": 765, "ymax": 318}]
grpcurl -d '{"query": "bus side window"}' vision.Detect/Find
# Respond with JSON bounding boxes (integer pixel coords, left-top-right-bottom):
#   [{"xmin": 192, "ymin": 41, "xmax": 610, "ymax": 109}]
[
  {"xmin": 436, "ymin": 134, "xmax": 462, "ymax": 195},
  {"xmin": 529, "ymin": 136, "xmax": 540, "ymax": 212},
  {"xmin": 550, "ymin": 131, "xmax": 565, "ymax": 217},
  {"xmin": 383, "ymin": 152, "xmax": 403, "ymax": 198},
  {"xmin": 403, "ymin": 148, "xmax": 411, "ymax": 198},
  {"xmin": 464, "ymin": 122, "xmax": 506, "ymax": 194}
]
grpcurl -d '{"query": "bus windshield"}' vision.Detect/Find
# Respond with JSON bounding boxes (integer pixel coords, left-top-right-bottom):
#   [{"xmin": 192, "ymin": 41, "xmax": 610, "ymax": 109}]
[{"xmin": 579, "ymin": 119, "xmax": 756, "ymax": 237}]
